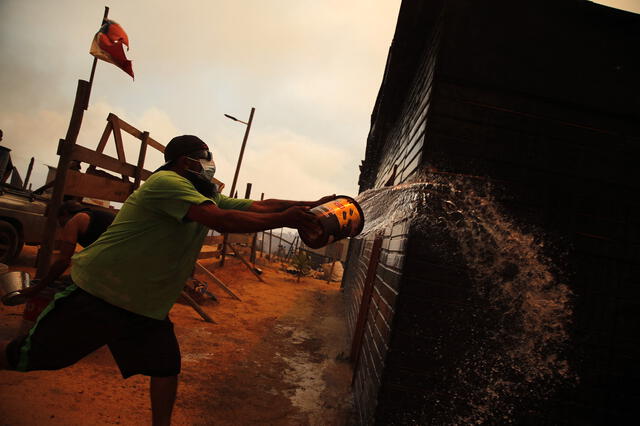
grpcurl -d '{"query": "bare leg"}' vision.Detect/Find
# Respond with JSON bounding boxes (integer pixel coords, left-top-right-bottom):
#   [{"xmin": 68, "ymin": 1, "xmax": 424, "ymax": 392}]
[{"xmin": 150, "ymin": 375, "xmax": 178, "ymax": 426}]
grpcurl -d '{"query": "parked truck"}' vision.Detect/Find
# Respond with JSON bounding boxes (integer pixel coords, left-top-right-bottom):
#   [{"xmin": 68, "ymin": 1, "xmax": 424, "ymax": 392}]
[{"xmin": 0, "ymin": 183, "xmax": 48, "ymax": 264}]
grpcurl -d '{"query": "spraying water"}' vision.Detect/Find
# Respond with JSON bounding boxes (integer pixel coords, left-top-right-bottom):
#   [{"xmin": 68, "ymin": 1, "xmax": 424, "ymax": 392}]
[{"xmin": 354, "ymin": 175, "xmax": 575, "ymax": 424}]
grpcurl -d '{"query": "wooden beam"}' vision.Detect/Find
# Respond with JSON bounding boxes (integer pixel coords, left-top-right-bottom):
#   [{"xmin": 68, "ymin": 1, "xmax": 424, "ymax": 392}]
[
  {"xmin": 226, "ymin": 243, "xmax": 265, "ymax": 282},
  {"xmin": 95, "ymin": 120, "xmax": 113, "ymax": 154},
  {"xmin": 109, "ymin": 112, "xmax": 164, "ymax": 153},
  {"xmin": 64, "ymin": 169, "xmax": 133, "ymax": 202},
  {"xmin": 37, "ymin": 80, "xmax": 92, "ymax": 277},
  {"xmin": 198, "ymin": 248, "xmax": 222, "ymax": 259},
  {"xmin": 23, "ymin": 157, "xmax": 34, "ymax": 190},
  {"xmin": 180, "ymin": 290, "xmax": 215, "ymax": 323},
  {"xmin": 109, "ymin": 112, "xmax": 141, "ymax": 138},
  {"xmin": 62, "ymin": 142, "xmax": 152, "ymax": 180},
  {"xmin": 350, "ymin": 236, "xmax": 384, "ymax": 382},
  {"xmin": 134, "ymin": 131, "xmax": 149, "ymax": 190},
  {"xmin": 110, "ymin": 116, "xmax": 127, "ymax": 165},
  {"xmin": 195, "ymin": 261, "xmax": 242, "ymax": 301},
  {"xmin": 87, "ymin": 121, "xmax": 113, "ymax": 175}
]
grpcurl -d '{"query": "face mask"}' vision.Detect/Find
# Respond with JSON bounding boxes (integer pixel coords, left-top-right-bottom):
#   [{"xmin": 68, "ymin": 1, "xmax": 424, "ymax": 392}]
[
  {"xmin": 184, "ymin": 152, "xmax": 217, "ymax": 198},
  {"xmin": 184, "ymin": 154, "xmax": 216, "ymax": 181},
  {"xmin": 197, "ymin": 158, "xmax": 216, "ymax": 181}
]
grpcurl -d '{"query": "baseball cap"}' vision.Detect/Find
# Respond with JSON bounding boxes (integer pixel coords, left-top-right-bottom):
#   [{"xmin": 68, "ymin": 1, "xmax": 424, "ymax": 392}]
[{"xmin": 155, "ymin": 135, "xmax": 210, "ymax": 172}]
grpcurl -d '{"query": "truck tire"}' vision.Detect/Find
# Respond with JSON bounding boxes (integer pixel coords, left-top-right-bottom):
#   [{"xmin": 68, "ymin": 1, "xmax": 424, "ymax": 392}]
[{"xmin": 0, "ymin": 220, "xmax": 19, "ymax": 264}]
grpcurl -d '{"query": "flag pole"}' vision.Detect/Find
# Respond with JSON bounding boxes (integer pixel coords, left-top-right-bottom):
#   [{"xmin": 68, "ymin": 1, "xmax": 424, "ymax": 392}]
[
  {"xmin": 35, "ymin": 6, "xmax": 109, "ymax": 278},
  {"xmin": 89, "ymin": 6, "xmax": 109, "ymax": 88}
]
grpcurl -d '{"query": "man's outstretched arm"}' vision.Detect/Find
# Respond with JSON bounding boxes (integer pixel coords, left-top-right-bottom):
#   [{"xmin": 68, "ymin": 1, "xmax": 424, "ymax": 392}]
[
  {"xmin": 247, "ymin": 194, "xmax": 336, "ymax": 213},
  {"xmin": 186, "ymin": 203, "xmax": 320, "ymax": 234}
]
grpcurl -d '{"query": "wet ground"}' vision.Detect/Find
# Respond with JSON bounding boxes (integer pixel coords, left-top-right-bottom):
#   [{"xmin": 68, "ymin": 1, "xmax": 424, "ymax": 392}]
[{"xmin": 0, "ymin": 247, "xmax": 355, "ymax": 425}]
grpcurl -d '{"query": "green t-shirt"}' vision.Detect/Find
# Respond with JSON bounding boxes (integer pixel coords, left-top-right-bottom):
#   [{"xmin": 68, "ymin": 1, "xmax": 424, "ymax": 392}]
[{"xmin": 71, "ymin": 171, "xmax": 252, "ymax": 320}]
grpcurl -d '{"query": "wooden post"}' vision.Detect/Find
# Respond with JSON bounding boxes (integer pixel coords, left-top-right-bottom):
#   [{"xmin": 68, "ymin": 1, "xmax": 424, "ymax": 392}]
[
  {"xmin": 244, "ymin": 182, "xmax": 252, "ymax": 199},
  {"xmin": 350, "ymin": 236, "xmax": 384, "ymax": 384},
  {"xmin": 258, "ymin": 192, "xmax": 264, "ymax": 259},
  {"xmin": 249, "ymin": 190, "xmax": 261, "ymax": 264},
  {"xmin": 23, "ymin": 157, "xmax": 34, "ymax": 190},
  {"xmin": 36, "ymin": 80, "xmax": 92, "ymax": 277},
  {"xmin": 268, "ymin": 229, "xmax": 273, "ymax": 261},
  {"xmin": 133, "ymin": 131, "xmax": 149, "ymax": 190}
]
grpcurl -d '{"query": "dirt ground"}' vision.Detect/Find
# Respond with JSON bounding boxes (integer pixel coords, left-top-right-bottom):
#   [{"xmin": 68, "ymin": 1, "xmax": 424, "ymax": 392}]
[{"xmin": 0, "ymin": 247, "xmax": 355, "ymax": 425}]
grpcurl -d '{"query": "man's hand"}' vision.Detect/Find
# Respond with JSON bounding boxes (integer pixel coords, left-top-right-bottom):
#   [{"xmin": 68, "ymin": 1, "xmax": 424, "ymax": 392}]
[{"xmin": 281, "ymin": 206, "xmax": 321, "ymax": 235}]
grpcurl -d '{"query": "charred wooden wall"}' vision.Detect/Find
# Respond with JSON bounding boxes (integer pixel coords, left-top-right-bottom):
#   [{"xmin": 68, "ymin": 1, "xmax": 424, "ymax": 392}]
[
  {"xmin": 344, "ymin": 0, "xmax": 640, "ymax": 424},
  {"xmin": 343, "ymin": 2, "xmax": 445, "ymax": 423},
  {"xmin": 422, "ymin": 2, "xmax": 640, "ymax": 422},
  {"xmin": 343, "ymin": 218, "xmax": 411, "ymax": 425}
]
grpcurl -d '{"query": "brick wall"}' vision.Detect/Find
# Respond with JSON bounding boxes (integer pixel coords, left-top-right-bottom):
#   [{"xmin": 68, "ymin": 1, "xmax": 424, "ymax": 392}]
[
  {"xmin": 342, "ymin": 7, "xmax": 443, "ymax": 423},
  {"xmin": 343, "ymin": 219, "xmax": 411, "ymax": 425}
]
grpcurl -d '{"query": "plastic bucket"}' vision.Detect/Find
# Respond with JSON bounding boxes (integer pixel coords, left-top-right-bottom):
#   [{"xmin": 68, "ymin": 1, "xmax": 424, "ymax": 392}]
[
  {"xmin": 299, "ymin": 196, "xmax": 365, "ymax": 249},
  {"xmin": 0, "ymin": 270, "xmax": 31, "ymax": 306}
]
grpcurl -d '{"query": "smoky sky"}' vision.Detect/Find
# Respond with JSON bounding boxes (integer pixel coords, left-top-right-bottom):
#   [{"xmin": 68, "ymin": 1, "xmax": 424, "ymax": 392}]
[
  {"xmin": 1, "ymin": 0, "xmax": 636, "ymax": 199},
  {"xmin": 0, "ymin": 0, "xmax": 401, "ymax": 200}
]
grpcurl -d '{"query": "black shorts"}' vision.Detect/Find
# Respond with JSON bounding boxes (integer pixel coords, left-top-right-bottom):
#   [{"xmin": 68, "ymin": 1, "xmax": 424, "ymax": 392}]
[{"xmin": 5, "ymin": 285, "xmax": 180, "ymax": 378}]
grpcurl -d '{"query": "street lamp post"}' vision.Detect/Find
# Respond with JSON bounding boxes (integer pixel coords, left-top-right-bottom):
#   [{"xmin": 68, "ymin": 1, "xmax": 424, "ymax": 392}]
[
  {"xmin": 225, "ymin": 107, "xmax": 255, "ymax": 198},
  {"xmin": 220, "ymin": 107, "xmax": 255, "ymax": 267}
]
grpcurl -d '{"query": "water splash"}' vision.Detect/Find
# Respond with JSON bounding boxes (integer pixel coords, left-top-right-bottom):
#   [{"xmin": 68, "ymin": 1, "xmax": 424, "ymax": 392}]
[{"xmin": 355, "ymin": 175, "xmax": 575, "ymax": 424}]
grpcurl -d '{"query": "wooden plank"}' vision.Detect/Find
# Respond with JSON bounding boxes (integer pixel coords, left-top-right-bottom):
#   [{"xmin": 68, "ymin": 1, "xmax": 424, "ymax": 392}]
[
  {"xmin": 96, "ymin": 121, "xmax": 113, "ymax": 154},
  {"xmin": 110, "ymin": 116, "xmax": 127, "ymax": 165},
  {"xmin": 198, "ymin": 248, "xmax": 222, "ymax": 259},
  {"xmin": 145, "ymin": 136, "xmax": 164, "ymax": 153},
  {"xmin": 350, "ymin": 236, "xmax": 384, "ymax": 382},
  {"xmin": 134, "ymin": 131, "xmax": 149, "ymax": 190},
  {"xmin": 110, "ymin": 112, "xmax": 165, "ymax": 153},
  {"xmin": 36, "ymin": 80, "xmax": 91, "ymax": 277},
  {"xmin": 87, "ymin": 121, "xmax": 113, "ymax": 175},
  {"xmin": 195, "ymin": 261, "xmax": 242, "ymax": 301},
  {"xmin": 226, "ymin": 243, "xmax": 265, "ymax": 282},
  {"xmin": 64, "ymin": 169, "xmax": 133, "ymax": 202},
  {"xmin": 63, "ymin": 141, "xmax": 153, "ymax": 180},
  {"xmin": 180, "ymin": 290, "xmax": 215, "ymax": 323},
  {"xmin": 110, "ymin": 112, "xmax": 142, "ymax": 138}
]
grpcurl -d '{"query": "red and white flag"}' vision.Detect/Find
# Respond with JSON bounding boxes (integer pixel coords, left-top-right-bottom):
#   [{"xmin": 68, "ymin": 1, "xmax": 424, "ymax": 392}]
[{"xmin": 90, "ymin": 19, "xmax": 134, "ymax": 79}]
